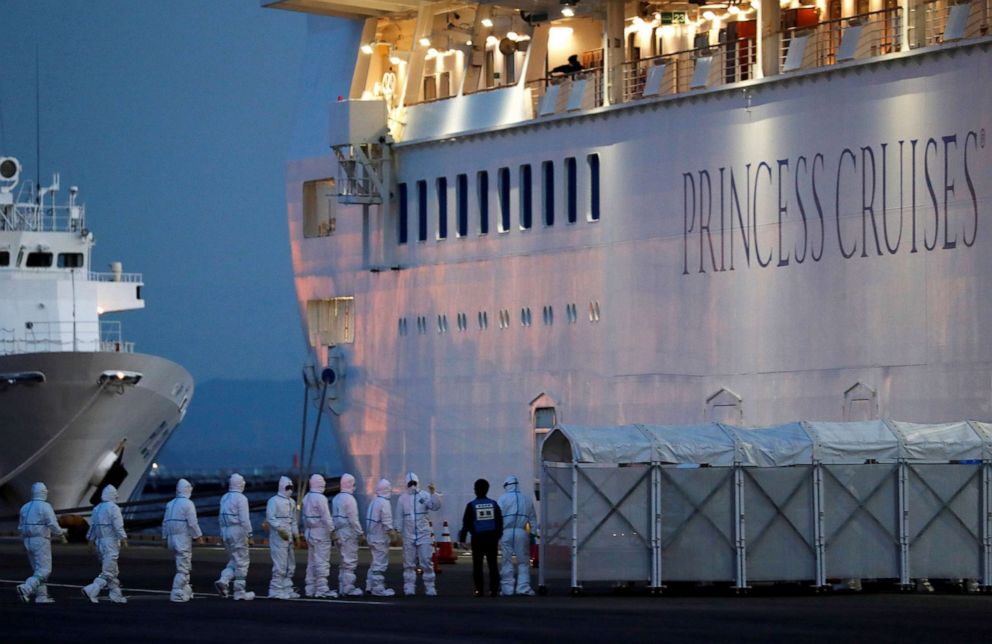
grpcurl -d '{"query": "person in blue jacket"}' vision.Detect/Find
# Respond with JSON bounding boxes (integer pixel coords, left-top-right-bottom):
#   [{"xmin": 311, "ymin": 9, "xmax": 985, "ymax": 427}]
[{"xmin": 458, "ymin": 479, "xmax": 503, "ymax": 597}]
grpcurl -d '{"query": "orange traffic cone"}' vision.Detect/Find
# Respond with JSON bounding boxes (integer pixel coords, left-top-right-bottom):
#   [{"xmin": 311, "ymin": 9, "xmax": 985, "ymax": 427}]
[{"xmin": 437, "ymin": 521, "xmax": 457, "ymax": 564}]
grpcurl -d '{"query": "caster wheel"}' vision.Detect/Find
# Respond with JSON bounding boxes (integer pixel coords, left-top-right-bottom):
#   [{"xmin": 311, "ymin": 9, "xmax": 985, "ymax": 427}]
[
  {"xmin": 570, "ymin": 587, "xmax": 583, "ymax": 597},
  {"xmin": 537, "ymin": 585, "xmax": 548, "ymax": 596}
]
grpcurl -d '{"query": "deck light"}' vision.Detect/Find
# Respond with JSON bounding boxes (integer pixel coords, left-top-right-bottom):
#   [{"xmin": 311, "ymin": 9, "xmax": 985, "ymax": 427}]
[
  {"xmin": 419, "ymin": 36, "xmax": 431, "ymax": 47},
  {"xmin": 98, "ymin": 370, "xmax": 143, "ymax": 386},
  {"xmin": 481, "ymin": 17, "xmax": 494, "ymax": 28},
  {"xmin": 361, "ymin": 43, "xmax": 374, "ymax": 54}
]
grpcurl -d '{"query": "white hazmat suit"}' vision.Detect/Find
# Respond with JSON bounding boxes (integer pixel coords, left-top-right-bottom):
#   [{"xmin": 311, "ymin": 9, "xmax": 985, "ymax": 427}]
[
  {"xmin": 497, "ymin": 475, "xmax": 537, "ymax": 596},
  {"xmin": 332, "ymin": 473, "xmax": 365, "ymax": 596},
  {"xmin": 17, "ymin": 482, "xmax": 66, "ymax": 604},
  {"xmin": 82, "ymin": 485, "xmax": 128, "ymax": 604},
  {"xmin": 266, "ymin": 476, "xmax": 299, "ymax": 599},
  {"xmin": 215, "ymin": 473, "xmax": 255, "ymax": 600},
  {"xmin": 395, "ymin": 472, "xmax": 441, "ymax": 596},
  {"xmin": 302, "ymin": 473, "xmax": 337, "ymax": 598},
  {"xmin": 364, "ymin": 478, "xmax": 396, "ymax": 597},
  {"xmin": 162, "ymin": 478, "xmax": 203, "ymax": 602}
]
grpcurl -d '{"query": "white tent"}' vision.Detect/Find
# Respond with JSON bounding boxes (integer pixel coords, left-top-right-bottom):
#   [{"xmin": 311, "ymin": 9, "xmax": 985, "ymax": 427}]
[{"xmin": 539, "ymin": 421, "xmax": 992, "ymax": 593}]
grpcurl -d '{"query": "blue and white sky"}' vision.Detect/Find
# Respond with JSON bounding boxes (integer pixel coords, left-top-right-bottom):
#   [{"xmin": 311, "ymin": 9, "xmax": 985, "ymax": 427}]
[
  {"xmin": 1, "ymin": 1, "xmax": 356, "ymax": 470},
  {"xmin": 1, "ymin": 0, "xmax": 309, "ymax": 382}
]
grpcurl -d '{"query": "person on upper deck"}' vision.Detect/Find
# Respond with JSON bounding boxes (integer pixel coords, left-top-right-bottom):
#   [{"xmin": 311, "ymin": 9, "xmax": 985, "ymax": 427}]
[{"xmin": 551, "ymin": 54, "xmax": 584, "ymax": 76}]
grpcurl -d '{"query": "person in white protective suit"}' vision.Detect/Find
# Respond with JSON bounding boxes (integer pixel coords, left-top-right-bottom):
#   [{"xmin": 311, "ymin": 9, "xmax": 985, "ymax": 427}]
[
  {"xmin": 497, "ymin": 475, "xmax": 537, "ymax": 596},
  {"xmin": 302, "ymin": 473, "xmax": 338, "ymax": 598},
  {"xmin": 162, "ymin": 478, "xmax": 203, "ymax": 602},
  {"xmin": 266, "ymin": 476, "xmax": 300, "ymax": 599},
  {"xmin": 82, "ymin": 484, "xmax": 129, "ymax": 604},
  {"xmin": 332, "ymin": 473, "xmax": 365, "ymax": 596},
  {"xmin": 17, "ymin": 482, "xmax": 67, "ymax": 604},
  {"xmin": 395, "ymin": 472, "xmax": 441, "ymax": 596},
  {"xmin": 215, "ymin": 473, "xmax": 256, "ymax": 600},
  {"xmin": 364, "ymin": 478, "xmax": 398, "ymax": 596}
]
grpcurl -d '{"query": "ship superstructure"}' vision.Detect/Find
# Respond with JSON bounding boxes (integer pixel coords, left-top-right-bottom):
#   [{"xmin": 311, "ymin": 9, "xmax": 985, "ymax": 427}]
[
  {"xmin": 0, "ymin": 156, "xmax": 193, "ymax": 516},
  {"xmin": 268, "ymin": 0, "xmax": 992, "ymax": 520}
]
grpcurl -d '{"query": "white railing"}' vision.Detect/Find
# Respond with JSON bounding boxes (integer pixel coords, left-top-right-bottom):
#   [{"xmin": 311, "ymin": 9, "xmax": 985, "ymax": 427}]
[
  {"xmin": 916, "ymin": 0, "xmax": 990, "ymax": 46},
  {"xmin": 781, "ymin": 7, "xmax": 903, "ymax": 71},
  {"xmin": 89, "ymin": 271, "xmax": 143, "ymax": 284},
  {"xmin": 0, "ymin": 320, "xmax": 134, "ymax": 355}
]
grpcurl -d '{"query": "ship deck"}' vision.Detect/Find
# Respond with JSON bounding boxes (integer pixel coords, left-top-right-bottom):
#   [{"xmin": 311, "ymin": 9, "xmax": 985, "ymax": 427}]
[{"xmin": 1, "ymin": 540, "xmax": 989, "ymax": 642}]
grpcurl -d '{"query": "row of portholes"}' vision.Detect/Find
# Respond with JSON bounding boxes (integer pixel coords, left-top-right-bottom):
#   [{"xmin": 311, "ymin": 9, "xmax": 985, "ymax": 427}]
[{"xmin": 397, "ymin": 301, "xmax": 602, "ymax": 336}]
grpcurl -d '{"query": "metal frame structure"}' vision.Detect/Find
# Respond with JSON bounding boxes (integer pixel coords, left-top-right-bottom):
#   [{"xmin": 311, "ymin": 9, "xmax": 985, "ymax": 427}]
[{"xmin": 539, "ymin": 421, "xmax": 992, "ymax": 594}]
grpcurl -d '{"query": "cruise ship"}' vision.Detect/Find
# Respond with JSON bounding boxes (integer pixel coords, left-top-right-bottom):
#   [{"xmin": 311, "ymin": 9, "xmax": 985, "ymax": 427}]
[
  {"xmin": 0, "ymin": 156, "xmax": 193, "ymax": 518},
  {"xmin": 267, "ymin": 0, "xmax": 991, "ymax": 519}
]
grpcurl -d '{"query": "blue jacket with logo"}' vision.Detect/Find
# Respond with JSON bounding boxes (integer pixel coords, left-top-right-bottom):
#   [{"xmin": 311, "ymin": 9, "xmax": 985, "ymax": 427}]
[{"xmin": 458, "ymin": 496, "xmax": 503, "ymax": 543}]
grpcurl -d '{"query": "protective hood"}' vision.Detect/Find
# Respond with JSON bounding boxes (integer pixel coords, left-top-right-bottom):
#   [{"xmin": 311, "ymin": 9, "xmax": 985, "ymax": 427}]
[
  {"xmin": 176, "ymin": 478, "xmax": 193, "ymax": 498},
  {"xmin": 405, "ymin": 471, "xmax": 419, "ymax": 490},
  {"xmin": 340, "ymin": 473, "xmax": 356, "ymax": 494},
  {"xmin": 503, "ymin": 475, "xmax": 519, "ymax": 491},
  {"xmin": 375, "ymin": 478, "xmax": 391, "ymax": 497},
  {"xmin": 31, "ymin": 482, "xmax": 48, "ymax": 501},
  {"xmin": 229, "ymin": 473, "xmax": 245, "ymax": 493},
  {"xmin": 101, "ymin": 484, "xmax": 119, "ymax": 503},
  {"xmin": 309, "ymin": 473, "xmax": 326, "ymax": 494},
  {"xmin": 278, "ymin": 475, "xmax": 294, "ymax": 498}
]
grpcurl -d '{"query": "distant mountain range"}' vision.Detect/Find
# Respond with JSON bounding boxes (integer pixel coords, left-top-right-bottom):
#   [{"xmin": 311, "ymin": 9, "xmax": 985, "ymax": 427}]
[{"xmin": 152, "ymin": 379, "xmax": 343, "ymax": 474}]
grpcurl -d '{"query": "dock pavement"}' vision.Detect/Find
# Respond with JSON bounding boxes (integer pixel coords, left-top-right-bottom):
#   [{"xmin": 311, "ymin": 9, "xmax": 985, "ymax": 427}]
[{"xmin": 1, "ymin": 539, "xmax": 990, "ymax": 643}]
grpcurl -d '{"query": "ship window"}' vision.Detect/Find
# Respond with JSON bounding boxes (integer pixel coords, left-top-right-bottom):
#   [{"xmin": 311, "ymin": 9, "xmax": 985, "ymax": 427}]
[
  {"xmin": 565, "ymin": 157, "xmax": 577, "ymax": 224},
  {"xmin": 436, "ymin": 177, "xmax": 448, "ymax": 240},
  {"xmin": 58, "ymin": 253, "xmax": 84, "ymax": 268},
  {"xmin": 0, "ymin": 251, "xmax": 9, "ymax": 266},
  {"xmin": 478, "ymin": 311, "xmax": 488, "ymax": 330},
  {"xmin": 306, "ymin": 297, "xmax": 355, "ymax": 346},
  {"xmin": 26, "ymin": 252, "xmax": 53, "ymax": 268},
  {"xmin": 498, "ymin": 167, "xmax": 511, "ymax": 233},
  {"xmin": 417, "ymin": 180, "xmax": 428, "ymax": 242},
  {"xmin": 303, "ymin": 178, "xmax": 336, "ymax": 238},
  {"xmin": 588, "ymin": 300, "xmax": 601, "ymax": 322},
  {"xmin": 477, "ymin": 171, "xmax": 490, "ymax": 235},
  {"xmin": 542, "ymin": 161, "xmax": 554, "ymax": 227},
  {"xmin": 519, "ymin": 164, "xmax": 532, "ymax": 230},
  {"xmin": 543, "ymin": 306, "xmax": 554, "ymax": 326},
  {"xmin": 456, "ymin": 174, "xmax": 468, "ymax": 238},
  {"xmin": 567, "ymin": 303, "xmax": 577, "ymax": 323},
  {"xmin": 587, "ymin": 153, "xmax": 600, "ymax": 221},
  {"xmin": 398, "ymin": 182, "xmax": 409, "ymax": 245}
]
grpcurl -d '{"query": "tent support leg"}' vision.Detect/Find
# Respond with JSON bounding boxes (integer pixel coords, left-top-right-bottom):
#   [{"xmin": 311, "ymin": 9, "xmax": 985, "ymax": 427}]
[
  {"xmin": 812, "ymin": 463, "xmax": 826, "ymax": 589},
  {"xmin": 734, "ymin": 466, "xmax": 748, "ymax": 591},
  {"xmin": 570, "ymin": 463, "xmax": 580, "ymax": 595},
  {"xmin": 983, "ymin": 462, "xmax": 991, "ymax": 590},
  {"xmin": 650, "ymin": 463, "xmax": 664, "ymax": 593},
  {"xmin": 898, "ymin": 461, "xmax": 911, "ymax": 589}
]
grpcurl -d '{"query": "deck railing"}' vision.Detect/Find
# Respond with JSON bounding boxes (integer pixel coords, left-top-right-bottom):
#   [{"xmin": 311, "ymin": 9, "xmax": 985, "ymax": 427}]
[
  {"xmin": 622, "ymin": 39, "xmax": 758, "ymax": 103},
  {"xmin": 915, "ymin": 0, "xmax": 990, "ymax": 46},
  {"xmin": 526, "ymin": 67, "xmax": 605, "ymax": 115},
  {"xmin": 781, "ymin": 7, "xmax": 902, "ymax": 71},
  {"xmin": 0, "ymin": 320, "xmax": 134, "ymax": 355}
]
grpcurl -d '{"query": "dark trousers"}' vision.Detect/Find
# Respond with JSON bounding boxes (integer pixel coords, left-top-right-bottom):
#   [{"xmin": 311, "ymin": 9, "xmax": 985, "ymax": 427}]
[{"xmin": 470, "ymin": 532, "xmax": 500, "ymax": 595}]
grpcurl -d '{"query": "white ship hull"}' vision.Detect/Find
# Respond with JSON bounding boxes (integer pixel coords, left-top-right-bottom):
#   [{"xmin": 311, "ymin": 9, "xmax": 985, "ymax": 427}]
[
  {"xmin": 286, "ymin": 23, "xmax": 992, "ymax": 520},
  {"xmin": 0, "ymin": 351, "xmax": 192, "ymax": 516}
]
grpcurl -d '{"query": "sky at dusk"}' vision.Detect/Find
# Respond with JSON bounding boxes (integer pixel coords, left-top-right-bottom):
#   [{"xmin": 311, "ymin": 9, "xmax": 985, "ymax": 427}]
[
  {"xmin": 1, "ymin": 0, "xmax": 356, "ymax": 470},
  {"xmin": 2, "ymin": 0, "xmax": 310, "ymax": 382}
]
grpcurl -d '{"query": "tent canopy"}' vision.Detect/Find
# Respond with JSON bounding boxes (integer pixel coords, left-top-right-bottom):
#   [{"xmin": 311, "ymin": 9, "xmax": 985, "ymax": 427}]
[{"xmin": 542, "ymin": 420, "xmax": 992, "ymax": 466}]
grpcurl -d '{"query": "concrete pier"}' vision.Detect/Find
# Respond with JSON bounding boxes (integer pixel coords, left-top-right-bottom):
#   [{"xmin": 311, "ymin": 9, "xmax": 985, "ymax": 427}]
[{"xmin": 1, "ymin": 539, "xmax": 989, "ymax": 643}]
